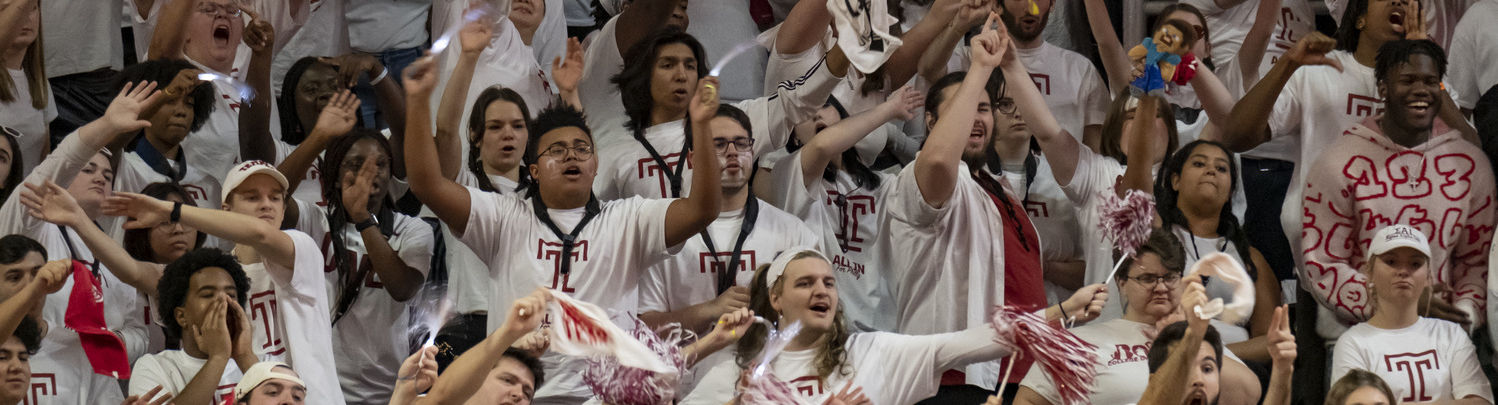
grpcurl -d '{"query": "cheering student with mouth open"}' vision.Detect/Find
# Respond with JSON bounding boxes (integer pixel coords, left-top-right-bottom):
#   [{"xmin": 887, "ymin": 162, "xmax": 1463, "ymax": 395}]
[{"xmin": 402, "ymin": 51, "xmax": 725, "ymax": 403}]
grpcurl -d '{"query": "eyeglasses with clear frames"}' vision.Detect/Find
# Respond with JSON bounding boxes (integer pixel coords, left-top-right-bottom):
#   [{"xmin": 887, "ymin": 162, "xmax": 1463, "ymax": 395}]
[
  {"xmin": 540, "ymin": 144, "xmax": 594, "ymax": 160},
  {"xmin": 1126, "ymin": 273, "xmax": 1182, "ymax": 287},
  {"xmin": 995, "ymin": 98, "xmax": 1017, "ymax": 115},
  {"xmin": 197, "ymin": 2, "xmax": 243, "ymax": 19},
  {"xmin": 712, "ymin": 138, "xmax": 754, "ymax": 155}
]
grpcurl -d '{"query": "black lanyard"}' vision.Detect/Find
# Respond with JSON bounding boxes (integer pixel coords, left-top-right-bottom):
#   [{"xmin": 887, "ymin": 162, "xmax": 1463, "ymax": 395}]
[
  {"xmin": 532, "ymin": 194, "xmax": 602, "ymax": 276},
  {"xmin": 58, "ymin": 224, "xmax": 102, "ymax": 279},
  {"xmin": 973, "ymin": 171, "xmax": 1034, "ymax": 252},
  {"xmin": 700, "ymin": 198, "xmax": 759, "ymax": 295},
  {"xmin": 634, "ymin": 132, "xmax": 691, "ymax": 198}
]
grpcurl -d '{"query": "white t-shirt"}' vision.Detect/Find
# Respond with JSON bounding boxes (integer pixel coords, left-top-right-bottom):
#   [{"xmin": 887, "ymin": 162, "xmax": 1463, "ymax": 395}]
[
  {"xmin": 446, "ymin": 174, "xmax": 521, "ymax": 314},
  {"xmin": 0, "ymin": 69, "xmax": 56, "ymax": 174},
  {"xmin": 1448, "ymin": 0, "xmax": 1498, "ymax": 110},
  {"xmin": 758, "ymin": 25, "xmax": 888, "ymax": 117},
  {"xmin": 682, "ymin": 327, "xmax": 1009, "ymax": 405},
  {"xmin": 295, "ymin": 200, "xmax": 434, "ymax": 404},
  {"xmin": 345, "ymin": 0, "xmax": 430, "ymax": 52},
  {"xmin": 457, "ymin": 188, "xmax": 677, "ymax": 401},
  {"xmin": 116, "ymin": 147, "xmax": 223, "ymax": 217},
  {"xmin": 593, "ymin": 59, "xmax": 837, "ymax": 200},
  {"xmin": 1331, "ymin": 318, "xmax": 1494, "ymax": 403},
  {"xmin": 578, "ymin": 16, "xmax": 631, "ymax": 144},
  {"xmin": 1057, "ymin": 146, "xmax": 1129, "ymax": 321},
  {"xmin": 875, "ymin": 160, "xmax": 1008, "ymax": 388},
  {"xmin": 1170, "ymin": 225, "xmax": 1253, "ymax": 343},
  {"xmin": 1015, "ymin": 42, "xmax": 1110, "ymax": 143},
  {"xmin": 128, "ymin": 350, "xmax": 244, "ymax": 404},
  {"xmin": 240, "ymin": 230, "xmax": 345, "ymax": 405},
  {"xmin": 432, "ymin": 0, "xmax": 556, "ymax": 124},
  {"xmin": 1182, "ymin": 0, "xmax": 1315, "ymax": 76},
  {"xmin": 638, "ymin": 201, "xmax": 819, "ymax": 313},
  {"xmin": 41, "ymin": 0, "xmax": 124, "ymax": 76},
  {"xmin": 684, "ymin": 0, "xmax": 766, "ymax": 101},
  {"xmin": 1019, "ymin": 318, "xmax": 1153, "ymax": 405},
  {"xmin": 765, "ymin": 150, "xmax": 897, "ymax": 332}
]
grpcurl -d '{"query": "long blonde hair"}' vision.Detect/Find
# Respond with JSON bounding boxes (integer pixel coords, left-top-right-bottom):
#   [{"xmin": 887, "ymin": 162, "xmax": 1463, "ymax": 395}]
[
  {"xmin": 735, "ymin": 252, "xmax": 850, "ymax": 384},
  {"xmin": 0, "ymin": 0, "xmax": 48, "ymax": 110}
]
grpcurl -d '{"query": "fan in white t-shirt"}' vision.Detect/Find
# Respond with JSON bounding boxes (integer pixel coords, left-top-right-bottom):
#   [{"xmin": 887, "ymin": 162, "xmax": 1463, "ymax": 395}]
[
  {"xmin": 274, "ymin": 54, "xmax": 410, "ymax": 205},
  {"xmin": 997, "ymin": 0, "xmax": 1109, "ymax": 148},
  {"xmin": 109, "ymin": 60, "xmax": 223, "ymax": 212},
  {"xmin": 577, "ymin": 0, "xmax": 689, "ymax": 143},
  {"xmin": 128, "ymin": 249, "xmax": 255, "ymax": 405},
  {"xmin": 104, "ymin": 160, "xmax": 345, "ymax": 405},
  {"xmin": 0, "ymin": 0, "xmax": 55, "ymax": 176},
  {"xmin": 0, "ymin": 240, "xmax": 67, "ymax": 405},
  {"xmin": 1447, "ymin": 0, "xmax": 1498, "ymax": 112},
  {"xmin": 593, "ymin": 29, "xmax": 845, "ymax": 201},
  {"xmin": 282, "ymin": 130, "xmax": 434, "ymax": 404},
  {"xmin": 1179, "ymin": 0, "xmax": 1315, "ymax": 85},
  {"xmin": 1328, "ymin": 225, "xmax": 1494, "ymax": 404},
  {"xmin": 403, "ymin": 54, "xmax": 727, "ymax": 402}
]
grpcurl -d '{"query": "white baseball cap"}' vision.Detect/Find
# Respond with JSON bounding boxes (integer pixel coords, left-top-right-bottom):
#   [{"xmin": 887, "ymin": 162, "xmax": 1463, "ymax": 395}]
[
  {"xmin": 234, "ymin": 361, "xmax": 305, "ymax": 400},
  {"xmin": 1367, "ymin": 224, "xmax": 1431, "ymax": 261},
  {"xmin": 221, "ymin": 160, "xmax": 289, "ymax": 203}
]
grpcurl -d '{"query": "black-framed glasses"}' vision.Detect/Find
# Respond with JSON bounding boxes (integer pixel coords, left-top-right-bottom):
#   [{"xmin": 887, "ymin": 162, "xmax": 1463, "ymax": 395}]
[
  {"xmin": 712, "ymin": 137, "xmax": 754, "ymax": 154},
  {"xmin": 196, "ymin": 2, "xmax": 243, "ymax": 18},
  {"xmin": 1125, "ymin": 273, "xmax": 1182, "ymax": 286},
  {"xmin": 995, "ymin": 97, "xmax": 1017, "ymax": 115},
  {"xmin": 540, "ymin": 144, "xmax": 594, "ymax": 160}
]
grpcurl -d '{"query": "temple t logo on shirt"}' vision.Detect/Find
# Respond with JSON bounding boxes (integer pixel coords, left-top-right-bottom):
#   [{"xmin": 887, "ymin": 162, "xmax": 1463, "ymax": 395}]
[
  {"xmin": 539, "ymin": 239, "xmax": 590, "ymax": 292},
  {"xmin": 1346, "ymin": 93, "xmax": 1384, "ymax": 117},
  {"xmin": 249, "ymin": 290, "xmax": 286, "ymax": 356},
  {"xmin": 1024, "ymin": 200, "xmax": 1050, "ymax": 218},
  {"xmin": 825, "ymin": 191, "xmax": 876, "ymax": 252},
  {"xmin": 1383, "ymin": 350, "xmax": 1440, "ymax": 402},
  {"xmin": 699, "ymin": 250, "xmax": 757, "ymax": 273},
  {"xmin": 25, "ymin": 373, "xmax": 55, "ymax": 405},
  {"xmin": 1029, "ymin": 73, "xmax": 1053, "ymax": 95},
  {"xmin": 635, "ymin": 154, "xmax": 691, "ymax": 198},
  {"xmin": 788, "ymin": 375, "xmax": 825, "ymax": 397}
]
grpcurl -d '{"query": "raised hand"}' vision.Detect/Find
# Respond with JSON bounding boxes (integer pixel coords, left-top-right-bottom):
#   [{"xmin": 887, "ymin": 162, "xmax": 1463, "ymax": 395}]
[
  {"xmin": 227, "ymin": 297, "xmax": 254, "ymax": 359},
  {"xmin": 1265, "ymin": 304, "xmax": 1295, "ymax": 371},
  {"xmin": 329, "ymin": 54, "xmax": 387, "ymax": 89},
  {"xmin": 512, "ymin": 329, "xmax": 551, "ymax": 357},
  {"xmin": 20, "ymin": 181, "xmax": 89, "ymax": 228},
  {"xmin": 878, "ymin": 85, "xmax": 924, "ymax": 122},
  {"xmin": 396, "ymin": 345, "xmax": 440, "ymax": 394},
  {"xmin": 1283, "ymin": 32, "xmax": 1341, "ymax": 72},
  {"xmin": 140, "ymin": 69, "xmax": 203, "ymax": 119},
  {"xmin": 341, "ymin": 158, "xmax": 378, "ymax": 223},
  {"xmin": 403, "ymin": 55, "xmax": 440, "ymax": 98},
  {"xmin": 954, "ymin": 0, "xmax": 990, "ymax": 29},
  {"xmin": 1402, "ymin": 0, "xmax": 1427, "ymax": 40},
  {"xmin": 242, "ymin": 8, "xmax": 275, "ymax": 54},
  {"xmin": 1179, "ymin": 275, "xmax": 1209, "ymax": 336},
  {"xmin": 501, "ymin": 287, "xmax": 553, "ymax": 337},
  {"xmin": 689, "ymin": 76, "xmax": 722, "ymax": 125},
  {"xmin": 822, "ymin": 382, "xmax": 872, "ymax": 405},
  {"xmin": 102, "ymin": 192, "xmax": 172, "ymax": 230},
  {"xmin": 120, "ymin": 386, "xmax": 173, "ymax": 405},
  {"xmin": 102, "ymin": 81, "xmax": 163, "ymax": 135},
  {"xmin": 29, "ymin": 259, "xmax": 73, "ymax": 296},
  {"xmin": 969, "ymin": 12, "xmax": 1010, "ymax": 70},
  {"xmin": 311, "ymin": 90, "xmax": 361, "ymax": 139},
  {"xmin": 552, "ymin": 37, "xmax": 586, "ymax": 94},
  {"xmin": 458, "ymin": 8, "xmax": 495, "ymax": 55},
  {"xmin": 1063, "ymin": 283, "xmax": 1109, "ymax": 324},
  {"xmin": 194, "ymin": 296, "xmax": 233, "ymax": 359},
  {"xmin": 701, "ymin": 307, "xmax": 754, "ymax": 348}
]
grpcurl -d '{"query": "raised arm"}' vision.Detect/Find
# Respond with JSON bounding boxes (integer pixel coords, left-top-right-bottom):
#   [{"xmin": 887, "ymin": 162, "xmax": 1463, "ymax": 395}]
[
  {"xmin": 1237, "ymin": 0, "xmax": 1282, "ymax": 85},
  {"xmin": 800, "ymin": 85, "xmax": 921, "ymax": 187},
  {"xmin": 330, "ymin": 53, "xmax": 408, "ymax": 178},
  {"xmin": 1138, "ymin": 277, "xmax": 1210, "ymax": 405},
  {"xmin": 774, "ymin": 0, "xmax": 831, "ymax": 55},
  {"xmin": 146, "ymin": 0, "xmax": 195, "ymax": 60},
  {"xmin": 663, "ymin": 77, "xmax": 723, "ymax": 248},
  {"xmin": 745, "ymin": 45, "xmax": 849, "ymax": 156},
  {"xmin": 917, "ymin": 0, "xmax": 988, "ymax": 84},
  {"xmin": 20, "ymin": 181, "xmax": 164, "ymax": 295},
  {"xmin": 1119, "ymin": 96, "xmax": 1160, "ymax": 195},
  {"xmin": 403, "ymin": 55, "xmax": 476, "ymax": 232},
  {"xmin": 1262, "ymin": 305, "xmax": 1294, "ymax": 405},
  {"xmin": 277, "ymin": 90, "xmax": 360, "ymax": 193},
  {"xmin": 421, "ymin": 289, "xmax": 550, "ymax": 405},
  {"xmin": 103, "ymin": 192, "xmax": 297, "ymax": 269},
  {"xmin": 1082, "ymin": 0, "xmax": 1135, "ymax": 94},
  {"xmin": 614, "ymin": 0, "xmax": 682, "ymax": 56},
  {"xmin": 436, "ymin": 17, "xmax": 494, "ymax": 180},
  {"xmin": 1221, "ymin": 32, "xmax": 1340, "ymax": 153},
  {"xmin": 999, "ymin": 41, "xmax": 1079, "ymax": 185},
  {"xmin": 0, "ymin": 259, "xmax": 68, "ymax": 340},
  {"xmin": 1189, "ymin": 67, "xmax": 1236, "ymax": 141},
  {"xmin": 881, "ymin": 0, "xmax": 967, "ymax": 88},
  {"xmin": 552, "ymin": 37, "xmax": 586, "ymax": 111},
  {"xmin": 914, "ymin": 15, "xmax": 1004, "ymax": 208},
  {"xmin": 238, "ymin": 9, "xmax": 279, "ymax": 163}
]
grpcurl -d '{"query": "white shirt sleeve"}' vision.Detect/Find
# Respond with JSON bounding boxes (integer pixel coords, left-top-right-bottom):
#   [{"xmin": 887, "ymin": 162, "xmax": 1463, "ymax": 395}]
[
  {"xmin": 638, "ymin": 265, "xmax": 670, "ymax": 313},
  {"xmin": 766, "ymin": 150, "xmax": 818, "ymax": 213},
  {"xmin": 1058, "ymin": 146, "xmax": 1114, "ymax": 204},
  {"xmin": 736, "ymin": 54, "xmax": 842, "ymax": 158},
  {"xmin": 615, "ymin": 197, "xmax": 680, "ymax": 260},
  {"xmin": 393, "ymin": 216, "xmax": 437, "ymax": 276},
  {"xmin": 1079, "ymin": 65, "xmax": 1111, "ymax": 127},
  {"xmin": 0, "ymin": 129, "xmax": 93, "ymax": 236},
  {"xmin": 268, "ymin": 230, "xmax": 327, "ymax": 300},
  {"xmin": 1447, "ymin": 327, "xmax": 1495, "ymax": 401},
  {"xmin": 1327, "ymin": 331, "xmax": 1365, "ymax": 385},
  {"xmin": 127, "ymin": 355, "xmax": 172, "ymax": 398},
  {"xmin": 853, "ymin": 328, "xmax": 1010, "ymax": 404},
  {"xmin": 457, "ymin": 186, "xmax": 528, "ymax": 258},
  {"xmin": 885, "ymin": 158, "xmax": 955, "ymax": 227}
]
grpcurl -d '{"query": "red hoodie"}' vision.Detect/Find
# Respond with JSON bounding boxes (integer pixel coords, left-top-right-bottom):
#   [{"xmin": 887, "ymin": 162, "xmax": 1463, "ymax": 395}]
[{"xmin": 1301, "ymin": 117, "xmax": 1495, "ymax": 325}]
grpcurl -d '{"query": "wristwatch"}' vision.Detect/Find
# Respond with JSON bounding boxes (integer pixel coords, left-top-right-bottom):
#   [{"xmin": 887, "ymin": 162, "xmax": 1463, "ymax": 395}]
[{"xmin": 355, "ymin": 216, "xmax": 379, "ymax": 232}]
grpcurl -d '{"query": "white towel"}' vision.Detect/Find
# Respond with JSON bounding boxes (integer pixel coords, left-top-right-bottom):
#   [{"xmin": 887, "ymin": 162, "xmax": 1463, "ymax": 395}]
[{"xmin": 826, "ymin": 0, "xmax": 903, "ymax": 74}]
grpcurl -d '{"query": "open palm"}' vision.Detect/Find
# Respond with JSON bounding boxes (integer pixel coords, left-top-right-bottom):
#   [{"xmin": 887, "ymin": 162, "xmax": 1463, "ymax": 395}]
[{"xmin": 20, "ymin": 181, "xmax": 87, "ymax": 227}]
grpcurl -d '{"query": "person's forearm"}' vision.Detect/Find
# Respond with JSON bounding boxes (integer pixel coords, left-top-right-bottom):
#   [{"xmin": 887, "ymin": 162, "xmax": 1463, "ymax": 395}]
[
  {"xmin": 917, "ymin": 22, "xmax": 969, "ymax": 85},
  {"xmin": 436, "ymin": 53, "xmax": 480, "ymax": 181},
  {"xmin": 1138, "ymin": 327, "xmax": 1205, "ymax": 405},
  {"xmin": 176, "ymin": 203, "xmax": 296, "ymax": 267},
  {"xmin": 884, "ymin": 5, "xmax": 955, "ymax": 86},
  {"xmin": 1223, "ymin": 60, "xmax": 1295, "ymax": 152},
  {"xmin": 404, "ymin": 90, "xmax": 474, "ymax": 232},
  {"xmin": 1119, "ymin": 97, "xmax": 1157, "ymax": 195},
  {"xmin": 68, "ymin": 216, "xmax": 161, "ymax": 294},
  {"xmin": 931, "ymin": 325, "xmax": 1010, "ymax": 371},
  {"xmin": 376, "ymin": 77, "xmax": 409, "ymax": 179},
  {"xmin": 1439, "ymin": 91, "xmax": 1479, "ymax": 146},
  {"xmin": 1190, "ymin": 67, "xmax": 1235, "ymax": 142},
  {"xmin": 676, "ymin": 119, "xmax": 723, "ymax": 231},
  {"xmin": 424, "ymin": 328, "xmax": 526, "ymax": 403},
  {"xmin": 614, "ymin": 0, "xmax": 680, "ymax": 54},
  {"xmin": 1263, "ymin": 366, "xmax": 1292, "ymax": 405},
  {"xmin": 0, "ymin": 281, "xmax": 48, "ymax": 343},
  {"xmin": 1238, "ymin": 0, "xmax": 1282, "ymax": 85},
  {"xmin": 1226, "ymin": 337, "xmax": 1270, "ymax": 364},
  {"xmin": 239, "ymin": 50, "xmax": 278, "ymax": 164},
  {"xmin": 639, "ymin": 305, "xmax": 716, "ymax": 335},
  {"xmin": 914, "ymin": 67, "xmax": 991, "ymax": 207},
  {"xmin": 1083, "ymin": 0, "xmax": 1133, "ymax": 94},
  {"xmin": 147, "ymin": 0, "xmax": 194, "ymax": 60},
  {"xmin": 175, "ymin": 355, "xmax": 231, "ymax": 405},
  {"xmin": 801, "ymin": 106, "xmax": 898, "ymax": 185},
  {"xmin": 276, "ymin": 131, "xmax": 334, "ymax": 193},
  {"xmin": 357, "ymin": 226, "xmax": 423, "ymax": 301},
  {"xmin": 234, "ymin": 352, "xmax": 257, "ymax": 373},
  {"xmin": 774, "ymin": 0, "xmax": 831, "ymax": 55}
]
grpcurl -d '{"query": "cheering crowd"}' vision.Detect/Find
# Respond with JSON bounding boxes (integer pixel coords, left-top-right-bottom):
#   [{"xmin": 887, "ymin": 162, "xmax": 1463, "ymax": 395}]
[{"xmin": 0, "ymin": 0, "xmax": 1496, "ymax": 403}]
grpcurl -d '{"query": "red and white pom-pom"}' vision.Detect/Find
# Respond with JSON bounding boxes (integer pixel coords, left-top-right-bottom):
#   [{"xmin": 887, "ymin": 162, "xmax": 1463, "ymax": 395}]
[
  {"xmin": 991, "ymin": 307, "xmax": 1100, "ymax": 405},
  {"xmin": 582, "ymin": 319, "xmax": 691, "ymax": 405},
  {"xmin": 740, "ymin": 368, "xmax": 804, "ymax": 405},
  {"xmin": 1099, "ymin": 189, "xmax": 1156, "ymax": 257}
]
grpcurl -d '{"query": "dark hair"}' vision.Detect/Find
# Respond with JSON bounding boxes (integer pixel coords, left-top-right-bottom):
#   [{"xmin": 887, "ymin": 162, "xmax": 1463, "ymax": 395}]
[
  {"xmin": 1476, "ymin": 85, "xmax": 1498, "ymax": 170},
  {"xmin": 713, "ymin": 104, "xmax": 753, "ymax": 136},
  {"xmin": 124, "ymin": 183, "xmax": 206, "ymax": 263},
  {"xmin": 788, "ymin": 96, "xmax": 884, "ymax": 191},
  {"xmin": 467, "ymin": 86, "xmax": 533, "ymax": 193},
  {"xmin": 1374, "ymin": 40, "xmax": 1447, "ymax": 84},
  {"xmin": 1153, "ymin": 4, "xmax": 1214, "ymax": 70},
  {"xmin": 1146, "ymin": 321, "xmax": 1223, "ymax": 373},
  {"xmin": 115, "ymin": 59, "xmax": 215, "ymax": 133},
  {"xmin": 317, "ymin": 130, "xmax": 397, "ymax": 321},
  {"xmin": 0, "ymin": 234, "xmax": 45, "ymax": 266},
  {"xmin": 1154, "ymin": 140, "xmax": 1257, "ymax": 281},
  {"xmin": 502, "ymin": 348, "xmax": 546, "ymax": 389},
  {"xmin": 1100, "ymin": 90, "xmax": 1180, "ymax": 165},
  {"xmin": 523, "ymin": 103, "xmax": 593, "ymax": 199},
  {"xmin": 1335, "ymin": 0, "xmax": 1369, "ymax": 52},
  {"xmin": 156, "ymin": 248, "xmax": 251, "ymax": 338},
  {"xmin": 1114, "ymin": 228, "xmax": 1187, "ymax": 281},
  {"xmin": 0, "ymin": 129, "xmax": 21, "ymax": 201},
  {"xmin": 1325, "ymin": 369, "xmax": 1397, "ymax": 405},
  {"xmin": 10, "ymin": 315, "xmax": 41, "ymax": 354},
  {"xmin": 737, "ymin": 254, "xmax": 850, "ymax": 382},
  {"xmin": 611, "ymin": 28, "xmax": 707, "ymax": 136},
  {"xmin": 924, "ymin": 72, "xmax": 972, "ymax": 123},
  {"xmin": 277, "ymin": 57, "xmax": 331, "ymax": 145}
]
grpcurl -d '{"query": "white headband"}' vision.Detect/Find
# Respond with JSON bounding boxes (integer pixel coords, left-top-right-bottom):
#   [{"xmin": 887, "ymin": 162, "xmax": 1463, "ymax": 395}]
[{"xmin": 763, "ymin": 247, "xmax": 828, "ymax": 290}]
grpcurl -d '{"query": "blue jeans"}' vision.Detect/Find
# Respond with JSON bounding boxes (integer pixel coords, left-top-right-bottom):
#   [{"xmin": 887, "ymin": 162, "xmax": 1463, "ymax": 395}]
[{"xmin": 354, "ymin": 46, "xmax": 423, "ymax": 129}]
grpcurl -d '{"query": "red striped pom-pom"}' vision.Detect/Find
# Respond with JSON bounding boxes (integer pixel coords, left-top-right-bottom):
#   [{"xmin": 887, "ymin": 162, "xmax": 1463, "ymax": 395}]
[
  {"xmin": 582, "ymin": 319, "xmax": 691, "ymax": 405},
  {"xmin": 990, "ymin": 307, "xmax": 1100, "ymax": 405},
  {"xmin": 740, "ymin": 368, "xmax": 803, "ymax": 405},
  {"xmin": 1099, "ymin": 189, "xmax": 1156, "ymax": 257}
]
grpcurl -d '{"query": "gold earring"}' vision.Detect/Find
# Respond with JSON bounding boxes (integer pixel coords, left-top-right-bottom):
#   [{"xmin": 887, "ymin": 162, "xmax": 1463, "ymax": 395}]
[{"xmin": 1356, "ymin": 18, "xmax": 1365, "ymax": 29}]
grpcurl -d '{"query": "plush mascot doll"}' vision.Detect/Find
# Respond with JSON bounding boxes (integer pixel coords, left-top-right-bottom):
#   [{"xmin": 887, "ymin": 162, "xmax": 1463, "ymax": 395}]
[{"xmin": 1128, "ymin": 20, "xmax": 1199, "ymax": 96}]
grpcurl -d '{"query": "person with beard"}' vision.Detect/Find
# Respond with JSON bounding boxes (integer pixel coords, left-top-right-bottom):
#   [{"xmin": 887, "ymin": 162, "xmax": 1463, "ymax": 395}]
[
  {"xmin": 997, "ymin": 0, "xmax": 1110, "ymax": 149},
  {"xmin": 1328, "ymin": 226, "xmax": 1493, "ymax": 404},
  {"xmin": 1143, "ymin": 319, "xmax": 1224, "ymax": 405},
  {"xmin": 576, "ymin": 0, "xmax": 690, "ymax": 141},
  {"xmin": 403, "ymin": 51, "xmax": 725, "ymax": 402},
  {"xmin": 1300, "ymin": 40, "xmax": 1493, "ymax": 336},
  {"xmin": 593, "ymin": 28, "xmax": 844, "ymax": 200}
]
